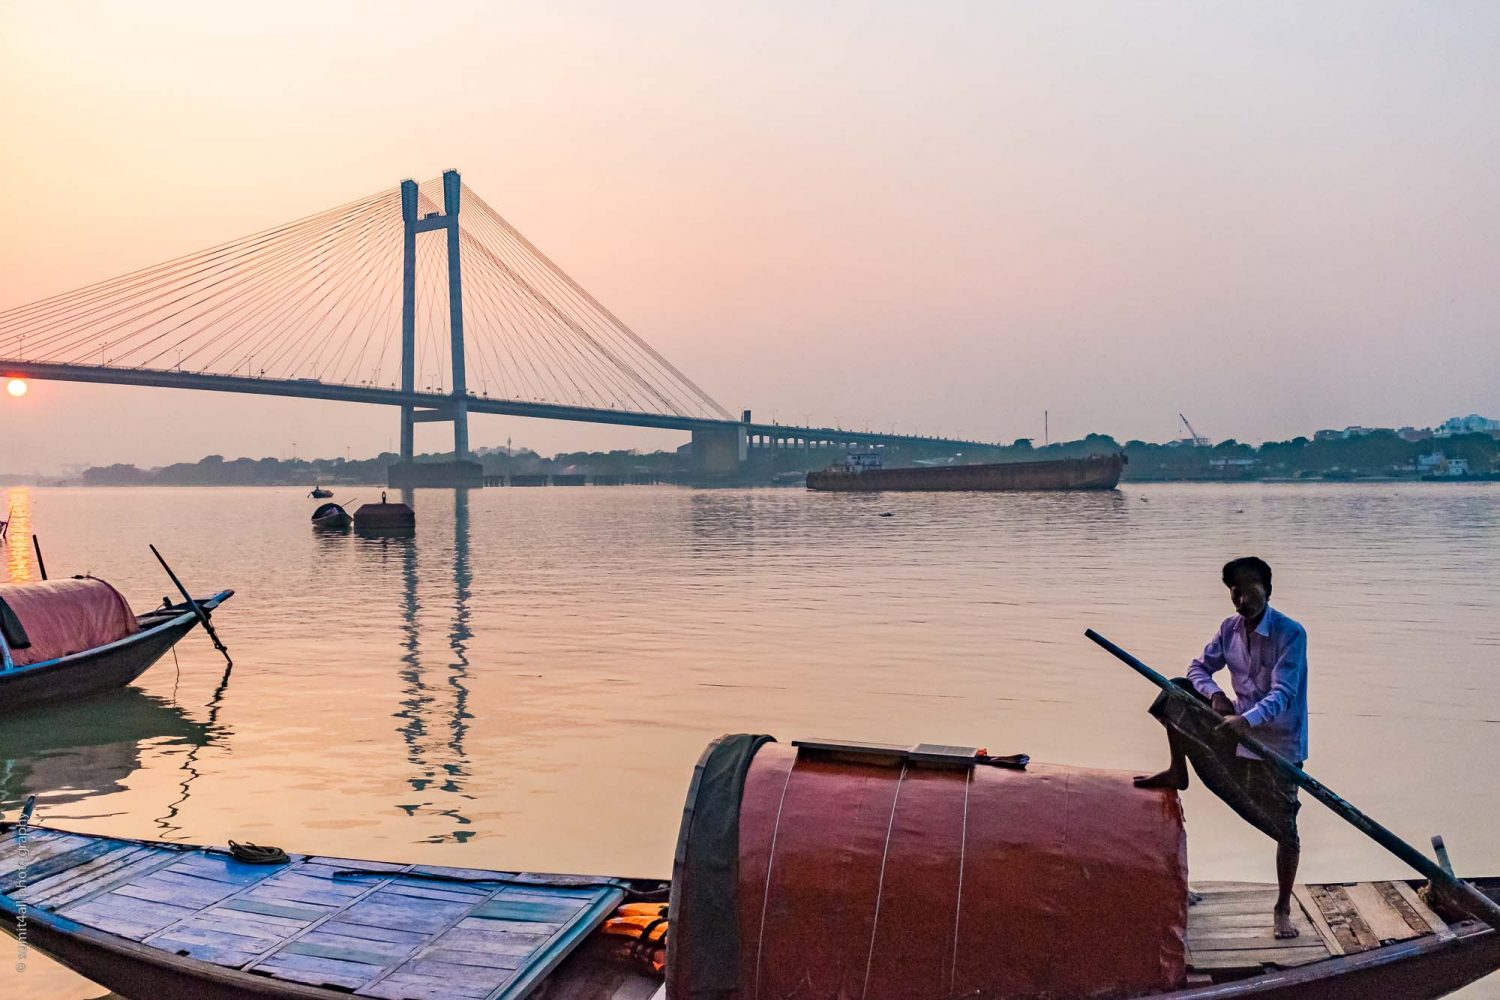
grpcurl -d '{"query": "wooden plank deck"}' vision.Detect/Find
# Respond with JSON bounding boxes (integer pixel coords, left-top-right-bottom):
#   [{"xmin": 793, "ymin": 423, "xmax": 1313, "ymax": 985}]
[
  {"xmin": 1186, "ymin": 879, "xmax": 1455, "ymax": 974},
  {"xmin": 14, "ymin": 827, "xmax": 1466, "ymax": 997},
  {"xmin": 2, "ymin": 827, "xmax": 626, "ymax": 1000}
]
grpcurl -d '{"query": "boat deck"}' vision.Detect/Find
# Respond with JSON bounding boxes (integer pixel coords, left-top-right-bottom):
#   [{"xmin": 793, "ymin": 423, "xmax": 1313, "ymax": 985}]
[
  {"xmin": 1186, "ymin": 879, "xmax": 1454, "ymax": 978},
  {"xmin": 1, "ymin": 826, "xmax": 1473, "ymax": 998},
  {"xmin": 0, "ymin": 826, "xmax": 626, "ymax": 1000}
]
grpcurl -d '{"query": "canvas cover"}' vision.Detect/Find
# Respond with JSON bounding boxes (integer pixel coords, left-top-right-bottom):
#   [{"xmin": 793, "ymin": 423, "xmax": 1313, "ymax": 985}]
[
  {"xmin": 673, "ymin": 738, "xmax": 1189, "ymax": 1000},
  {"xmin": 0, "ymin": 578, "xmax": 138, "ymax": 667}
]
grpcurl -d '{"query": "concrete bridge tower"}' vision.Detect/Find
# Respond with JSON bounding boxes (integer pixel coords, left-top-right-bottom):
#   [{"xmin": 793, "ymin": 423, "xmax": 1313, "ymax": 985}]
[{"xmin": 390, "ymin": 169, "xmax": 482, "ymax": 488}]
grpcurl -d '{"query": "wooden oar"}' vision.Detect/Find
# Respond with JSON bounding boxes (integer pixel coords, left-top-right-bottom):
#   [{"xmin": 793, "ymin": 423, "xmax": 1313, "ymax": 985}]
[
  {"xmin": 150, "ymin": 544, "xmax": 231, "ymax": 666},
  {"xmin": 31, "ymin": 534, "xmax": 47, "ymax": 580},
  {"xmin": 1085, "ymin": 627, "xmax": 1500, "ymax": 929}
]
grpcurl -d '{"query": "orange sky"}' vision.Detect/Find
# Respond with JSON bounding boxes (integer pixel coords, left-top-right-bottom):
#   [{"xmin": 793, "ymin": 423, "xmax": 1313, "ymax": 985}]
[{"xmin": 2, "ymin": 2, "xmax": 1498, "ymax": 473}]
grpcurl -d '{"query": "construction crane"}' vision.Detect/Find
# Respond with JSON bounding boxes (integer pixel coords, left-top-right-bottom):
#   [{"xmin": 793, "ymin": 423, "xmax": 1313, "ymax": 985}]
[{"xmin": 1178, "ymin": 413, "xmax": 1210, "ymax": 447}]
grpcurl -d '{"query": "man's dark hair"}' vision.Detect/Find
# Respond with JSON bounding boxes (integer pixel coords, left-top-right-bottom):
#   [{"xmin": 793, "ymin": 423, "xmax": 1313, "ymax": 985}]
[{"xmin": 1222, "ymin": 556, "xmax": 1272, "ymax": 595}]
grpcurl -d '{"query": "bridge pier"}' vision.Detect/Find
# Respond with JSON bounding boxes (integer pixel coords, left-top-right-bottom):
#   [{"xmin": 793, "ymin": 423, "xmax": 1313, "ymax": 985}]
[{"xmin": 691, "ymin": 425, "xmax": 747, "ymax": 476}]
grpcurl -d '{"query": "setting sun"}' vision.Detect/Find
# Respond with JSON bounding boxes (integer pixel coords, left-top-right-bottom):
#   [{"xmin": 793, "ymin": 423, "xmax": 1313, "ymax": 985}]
[{"xmin": 5, "ymin": 378, "xmax": 26, "ymax": 397}]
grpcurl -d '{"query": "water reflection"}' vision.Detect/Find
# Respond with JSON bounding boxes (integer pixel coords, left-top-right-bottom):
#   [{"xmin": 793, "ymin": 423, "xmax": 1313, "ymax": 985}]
[
  {"xmin": 3, "ymin": 487, "xmax": 36, "ymax": 583},
  {"xmin": 0, "ymin": 688, "xmax": 214, "ymax": 816},
  {"xmin": 154, "ymin": 658, "xmax": 236, "ymax": 839},
  {"xmin": 356, "ymin": 488, "xmax": 476, "ymax": 842}
]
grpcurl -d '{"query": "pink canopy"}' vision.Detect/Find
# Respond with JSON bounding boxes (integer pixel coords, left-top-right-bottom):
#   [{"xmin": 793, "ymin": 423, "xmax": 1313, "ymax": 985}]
[{"xmin": 0, "ymin": 578, "xmax": 138, "ymax": 666}]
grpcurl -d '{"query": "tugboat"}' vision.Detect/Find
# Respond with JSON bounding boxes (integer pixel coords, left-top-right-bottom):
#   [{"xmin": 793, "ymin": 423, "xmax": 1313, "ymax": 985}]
[{"xmin": 807, "ymin": 451, "xmax": 1125, "ymax": 492}]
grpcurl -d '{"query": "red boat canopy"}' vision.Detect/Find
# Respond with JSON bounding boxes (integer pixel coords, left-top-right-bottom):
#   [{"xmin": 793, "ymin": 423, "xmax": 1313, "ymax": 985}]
[
  {"xmin": 0, "ymin": 578, "xmax": 138, "ymax": 667},
  {"xmin": 670, "ymin": 737, "xmax": 1189, "ymax": 1000}
]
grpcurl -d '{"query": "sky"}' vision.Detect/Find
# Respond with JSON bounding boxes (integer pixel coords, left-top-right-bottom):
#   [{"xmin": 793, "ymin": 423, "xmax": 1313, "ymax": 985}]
[{"xmin": 2, "ymin": 1, "xmax": 1498, "ymax": 474}]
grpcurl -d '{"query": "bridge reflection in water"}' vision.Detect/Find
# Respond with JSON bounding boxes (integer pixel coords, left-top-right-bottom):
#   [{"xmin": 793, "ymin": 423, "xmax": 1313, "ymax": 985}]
[{"xmin": 353, "ymin": 488, "xmax": 477, "ymax": 843}]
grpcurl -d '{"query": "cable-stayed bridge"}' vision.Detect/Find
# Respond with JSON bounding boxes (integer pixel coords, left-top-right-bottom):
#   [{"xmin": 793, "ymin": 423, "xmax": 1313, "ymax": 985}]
[{"xmin": 0, "ymin": 170, "xmax": 994, "ymax": 481}]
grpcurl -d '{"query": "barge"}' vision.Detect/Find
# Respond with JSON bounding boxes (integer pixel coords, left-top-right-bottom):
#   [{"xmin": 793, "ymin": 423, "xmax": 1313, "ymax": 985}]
[{"xmin": 806, "ymin": 451, "xmax": 1125, "ymax": 491}]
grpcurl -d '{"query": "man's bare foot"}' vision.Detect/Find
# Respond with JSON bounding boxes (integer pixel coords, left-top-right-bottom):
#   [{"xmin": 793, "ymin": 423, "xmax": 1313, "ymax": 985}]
[
  {"xmin": 1273, "ymin": 905, "xmax": 1299, "ymax": 939},
  {"xmin": 1133, "ymin": 766, "xmax": 1188, "ymax": 790}
]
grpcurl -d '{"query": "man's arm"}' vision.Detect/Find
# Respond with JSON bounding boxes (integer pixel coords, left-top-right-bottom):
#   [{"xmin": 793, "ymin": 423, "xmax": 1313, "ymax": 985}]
[
  {"xmin": 1186, "ymin": 627, "xmax": 1230, "ymax": 703},
  {"xmin": 1241, "ymin": 627, "xmax": 1307, "ymax": 730}
]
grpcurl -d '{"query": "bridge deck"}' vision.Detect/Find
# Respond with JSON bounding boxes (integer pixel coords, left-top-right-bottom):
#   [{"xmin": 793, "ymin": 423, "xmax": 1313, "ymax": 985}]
[{"xmin": 0, "ymin": 360, "xmax": 995, "ymax": 450}]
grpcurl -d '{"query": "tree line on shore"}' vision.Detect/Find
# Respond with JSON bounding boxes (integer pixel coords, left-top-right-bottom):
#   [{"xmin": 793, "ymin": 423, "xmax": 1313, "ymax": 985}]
[
  {"xmin": 77, "ymin": 447, "xmax": 682, "ymax": 486},
  {"xmin": 68, "ymin": 429, "xmax": 1500, "ymax": 485},
  {"xmin": 1121, "ymin": 430, "xmax": 1498, "ymax": 480},
  {"xmin": 993, "ymin": 431, "xmax": 1497, "ymax": 480}
]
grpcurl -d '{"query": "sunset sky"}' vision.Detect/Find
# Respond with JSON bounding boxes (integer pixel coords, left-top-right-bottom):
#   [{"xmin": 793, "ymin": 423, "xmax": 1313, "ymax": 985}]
[{"xmin": 2, "ymin": 1, "xmax": 1498, "ymax": 473}]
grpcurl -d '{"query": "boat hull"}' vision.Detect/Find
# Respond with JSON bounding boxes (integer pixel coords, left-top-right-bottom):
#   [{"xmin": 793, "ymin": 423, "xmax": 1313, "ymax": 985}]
[
  {"xmin": 0, "ymin": 822, "xmax": 636, "ymax": 1000},
  {"xmin": 310, "ymin": 503, "xmax": 351, "ymax": 529},
  {"xmin": 0, "ymin": 592, "xmax": 230, "ymax": 712},
  {"xmin": 1165, "ymin": 920, "xmax": 1500, "ymax": 999},
  {"xmin": 3, "ymin": 908, "xmax": 332, "ymax": 1000},
  {"xmin": 806, "ymin": 453, "xmax": 1125, "ymax": 492},
  {"xmin": 1, "ymin": 826, "xmax": 1496, "ymax": 1000},
  {"xmin": 6, "ymin": 876, "xmax": 1496, "ymax": 1000}
]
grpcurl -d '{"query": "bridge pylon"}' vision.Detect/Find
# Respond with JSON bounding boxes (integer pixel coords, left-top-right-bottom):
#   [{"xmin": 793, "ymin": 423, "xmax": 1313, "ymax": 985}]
[{"xmin": 397, "ymin": 169, "xmax": 474, "ymax": 480}]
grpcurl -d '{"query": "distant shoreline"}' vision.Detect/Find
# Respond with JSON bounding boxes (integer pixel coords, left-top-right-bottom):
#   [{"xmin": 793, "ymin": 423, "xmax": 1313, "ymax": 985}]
[
  {"xmin": 4, "ymin": 476, "xmax": 1494, "ymax": 489},
  {"xmin": 9, "ymin": 426, "xmax": 1496, "ymax": 488}
]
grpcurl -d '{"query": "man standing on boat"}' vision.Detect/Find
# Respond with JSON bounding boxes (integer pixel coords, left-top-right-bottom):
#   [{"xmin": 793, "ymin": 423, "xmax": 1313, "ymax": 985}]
[{"xmin": 1136, "ymin": 556, "xmax": 1309, "ymax": 940}]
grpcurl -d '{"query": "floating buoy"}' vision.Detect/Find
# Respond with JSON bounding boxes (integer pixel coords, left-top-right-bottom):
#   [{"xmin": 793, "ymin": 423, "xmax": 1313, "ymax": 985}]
[{"xmin": 354, "ymin": 500, "xmax": 415, "ymax": 534}]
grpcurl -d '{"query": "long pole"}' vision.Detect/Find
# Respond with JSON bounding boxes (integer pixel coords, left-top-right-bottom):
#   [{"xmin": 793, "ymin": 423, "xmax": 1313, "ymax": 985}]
[
  {"xmin": 1084, "ymin": 628, "xmax": 1500, "ymax": 928},
  {"xmin": 31, "ymin": 534, "xmax": 47, "ymax": 580},
  {"xmin": 150, "ymin": 544, "xmax": 232, "ymax": 666}
]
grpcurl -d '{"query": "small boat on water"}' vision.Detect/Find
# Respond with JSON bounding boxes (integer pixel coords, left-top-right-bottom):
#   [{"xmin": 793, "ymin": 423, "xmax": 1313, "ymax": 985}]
[
  {"xmin": 3, "ymin": 732, "xmax": 1496, "ymax": 1000},
  {"xmin": 806, "ymin": 451, "xmax": 1126, "ymax": 491},
  {"xmin": 308, "ymin": 486, "xmax": 334, "ymax": 499},
  {"xmin": 0, "ymin": 578, "xmax": 232, "ymax": 712},
  {"xmin": 310, "ymin": 502, "xmax": 352, "ymax": 529}
]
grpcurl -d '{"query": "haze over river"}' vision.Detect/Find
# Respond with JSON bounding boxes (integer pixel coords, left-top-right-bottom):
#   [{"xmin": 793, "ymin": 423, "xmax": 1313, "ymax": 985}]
[{"xmin": 3, "ymin": 482, "xmax": 1498, "ymax": 999}]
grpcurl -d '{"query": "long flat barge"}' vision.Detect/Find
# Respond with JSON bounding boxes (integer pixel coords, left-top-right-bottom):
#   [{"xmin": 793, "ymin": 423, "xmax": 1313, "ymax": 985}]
[{"xmin": 806, "ymin": 452, "xmax": 1125, "ymax": 491}]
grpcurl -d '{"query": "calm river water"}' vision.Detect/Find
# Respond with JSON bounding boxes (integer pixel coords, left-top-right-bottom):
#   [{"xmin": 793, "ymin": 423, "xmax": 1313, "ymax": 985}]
[{"xmin": 2, "ymin": 482, "xmax": 1498, "ymax": 999}]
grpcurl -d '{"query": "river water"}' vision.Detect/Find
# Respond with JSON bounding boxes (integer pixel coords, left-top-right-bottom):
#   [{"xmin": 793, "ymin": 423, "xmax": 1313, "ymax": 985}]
[{"xmin": 2, "ymin": 482, "xmax": 1498, "ymax": 999}]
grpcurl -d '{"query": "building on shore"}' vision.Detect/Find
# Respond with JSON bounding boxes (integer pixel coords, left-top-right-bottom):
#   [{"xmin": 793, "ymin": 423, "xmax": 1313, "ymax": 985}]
[{"xmin": 1435, "ymin": 414, "xmax": 1500, "ymax": 438}]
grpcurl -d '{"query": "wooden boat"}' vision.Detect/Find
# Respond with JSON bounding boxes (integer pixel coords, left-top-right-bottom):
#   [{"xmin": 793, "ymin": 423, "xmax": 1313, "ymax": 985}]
[
  {"xmin": 2, "ymin": 733, "xmax": 1497, "ymax": 1000},
  {"xmin": 310, "ymin": 502, "xmax": 352, "ymax": 529},
  {"xmin": 309, "ymin": 487, "xmax": 334, "ymax": 499},
  {"xmin": 0, "ymin": 822, "xmax": 664, "ymax": 1000},
  {"xmin": 806, "ymin": 451, "xmax": 1125, "ymax": 491},
  {"xmin": 0, "ymin": 580, "xmax": 232, "ymax": 712}
]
